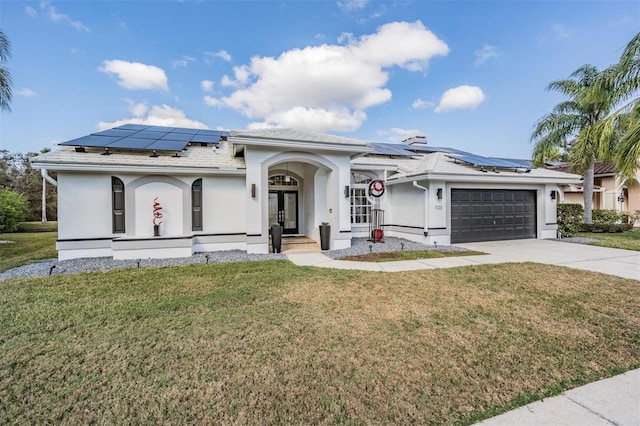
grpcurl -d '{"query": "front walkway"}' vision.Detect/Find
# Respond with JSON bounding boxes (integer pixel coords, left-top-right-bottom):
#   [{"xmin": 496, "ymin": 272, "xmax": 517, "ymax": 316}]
[{"xmin": 286, "ymin": 239, "xmax": 640, "ymax": 280}]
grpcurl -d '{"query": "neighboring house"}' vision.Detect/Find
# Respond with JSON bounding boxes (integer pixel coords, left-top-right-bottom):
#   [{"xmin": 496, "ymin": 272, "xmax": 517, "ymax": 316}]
[
  {"xmin": 547, "ymin": 162, "xmax": 640, "ymax": 217},
  {"xmin": 30, "ymin": 124, "xmax": 581, "ymax": 260}
]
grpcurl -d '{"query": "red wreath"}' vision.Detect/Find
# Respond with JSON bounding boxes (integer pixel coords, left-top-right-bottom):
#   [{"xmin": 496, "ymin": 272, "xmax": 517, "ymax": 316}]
[{"xmin": 368, "ymin": 179, "xmax": 385, "ymax": 198}]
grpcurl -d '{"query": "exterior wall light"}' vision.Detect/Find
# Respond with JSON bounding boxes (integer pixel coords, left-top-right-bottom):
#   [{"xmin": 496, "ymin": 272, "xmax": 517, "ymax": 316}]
[
  {"xmin": 436, "ymin": 188, "xmax": 443, "ymax": 200},
  {"xmin": 550, "ymin": 190, "xmax": 557, "ymax": 200},
  {"xmin": 251, "ymin": 183, "xmax": 256, "ymax": 198},
  {"xmin": 618, "ymin": 194, "xmax": 625, "ymax": 203},
  {"xmin": 344, "ymin": 185, "xmax": 350, "ymax": 198}
]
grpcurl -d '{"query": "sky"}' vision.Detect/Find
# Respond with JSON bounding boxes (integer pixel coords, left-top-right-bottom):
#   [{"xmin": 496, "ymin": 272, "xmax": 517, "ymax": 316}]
[{"xmin": 1, "ymin": 0, "xmax": 638, "ymax": 159}]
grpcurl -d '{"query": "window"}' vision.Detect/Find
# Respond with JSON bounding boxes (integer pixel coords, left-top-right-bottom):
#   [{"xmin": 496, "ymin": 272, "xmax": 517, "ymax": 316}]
[
  {"xmin": 112, "ymin": 177, "xmax": 125, "ymax": 233},
  {"xmin": 350, "ymin": 172, "xmax": 373, "ymax": 224},
  {"xmin": 269, "ymin": 174, "xmax": 299, "ymax": 187},
  {"xmin": 192, "ymin": 179, "xmax": 203, "ymax": 231}
]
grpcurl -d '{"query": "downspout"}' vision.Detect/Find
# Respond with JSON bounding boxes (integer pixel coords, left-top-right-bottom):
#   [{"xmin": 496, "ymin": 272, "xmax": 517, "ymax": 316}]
[
  {"xmin": 41, "ymin": 169, "xmax": 58, "ymax": 187},
  {"xmin": 413, "ymin": 181, "xmax": 429, "ymax": 237},
  {"xmin": 40, "ymin": 169, "xmax": 58, "ymax": 223}
]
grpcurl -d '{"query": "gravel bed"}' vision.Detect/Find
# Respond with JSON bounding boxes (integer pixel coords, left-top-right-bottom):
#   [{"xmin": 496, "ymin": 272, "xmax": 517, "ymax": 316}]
[
  {"xmin": 0, "ymin": 237, "xmax": 467, "ymax": 280},
  {"xmin": 324, "ymin": 237, "xmax": 469, "ymax": 259},
  {"xmin": 553, "ymin": 237, "xmax": 599, "ymax": 244}
]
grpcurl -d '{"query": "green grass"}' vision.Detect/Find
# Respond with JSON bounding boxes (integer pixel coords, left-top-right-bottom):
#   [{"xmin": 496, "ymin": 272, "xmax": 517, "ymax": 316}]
[
  {"xmin": 340, "ymin": 249, "xmax": 485, "ymax": 262},
  {"xmin": 0, "ymin": 231, "xmax": 58, "ymax": 272},
  {"xmin": 577, "ymin": 228, "xmax": 640, "ymax": 251},
  {"xmin": 16, "ymin": 221, "xmax": 58, "ymax": 233},
  {"xmin": 1, "ymin": 261, "xmax": 638, "ymax": 424}
]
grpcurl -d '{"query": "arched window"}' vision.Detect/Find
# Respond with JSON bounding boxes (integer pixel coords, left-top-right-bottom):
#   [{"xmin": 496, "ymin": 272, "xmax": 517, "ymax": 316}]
[
  {"xmin": 192, "ymin": 179, "xmax": 203, "ymax": 231},
  {"xmin": 112, "ymin": 177, "xmax": 125, "ymax": 233},
  {"xmin": 268, "ymin": 174, "xmax": 299, "ymax": 187},
  {"xmin": 350, "ymin": 172, "xmax": 374, "ymax": 224}
]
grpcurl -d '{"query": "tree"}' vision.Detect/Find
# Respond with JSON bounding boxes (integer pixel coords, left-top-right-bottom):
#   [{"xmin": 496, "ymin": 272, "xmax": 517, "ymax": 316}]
[
  {"xmin": 0, "ymin": 29, "xmax": 12, "ymax": 111},
  {"xmin": 0, "ymin": 188, "xmax": 28, "ymax": 232},
  {"xmin": 594, "ymin": 33, "xmax": 640, "ymax": 181},
  {"xmin": 531, "ymin": 65, "xmax": 618, "ymax": 224}
]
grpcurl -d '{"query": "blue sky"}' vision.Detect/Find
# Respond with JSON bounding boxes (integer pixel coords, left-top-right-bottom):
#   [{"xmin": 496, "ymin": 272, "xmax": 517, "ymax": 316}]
[{"xmin": 1, "ymin": 0, "xmax": 638, "ymax": 158}]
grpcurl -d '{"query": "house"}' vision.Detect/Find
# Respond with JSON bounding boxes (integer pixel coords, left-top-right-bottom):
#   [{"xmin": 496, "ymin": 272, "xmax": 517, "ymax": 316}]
[
  {"xmin": 547, "ymin": 162, "xmax": 640, "ymax": 217},
  {"xmin": 30, "ymin": 124, "xmax": 581, "ymax": 260}
]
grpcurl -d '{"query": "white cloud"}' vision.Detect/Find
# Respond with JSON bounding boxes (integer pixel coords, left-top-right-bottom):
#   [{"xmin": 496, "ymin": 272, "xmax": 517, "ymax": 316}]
[
  {"xmin": 172, "ymin": 56, "xmax": 195, "ymax": 68},
  {"xmin": 204, "ymin": 49, "xmax": 232, "ymax": 64},
  {"xmin": 219, "ymin": 21, "xmax": 448, "ymax": 132},
  {"xmin": 201, "ymin": 80, "xmax": 214, "ymax": 92},
  {"xmin": 98, "ymin": 103, "xmax": 208, "ymax": 130},
  {"xmin": 221, "ymin": 65, "xmax": 251, "ymax": 88},
  {"xmin": 474, "ymin": 44, "xmax": 499, "ymax": 66},
  {"xmin": 435, "ymin": 85, "xmax": 485, "ymax": 113},
  {"xmin": 40, "ymin": 1, "xmax": 89, "ymax": 32},
  {"xmin": 378, "ymin": 127, "xmax": 426, "ymax": 143},
  {"xmin": 203, "ymin": 96, "xmax": 223, "ymax": 108},
  {"xmin": 411, "ymin": 98, "xmax": 433, "ymax": 109},
  {"xmin": 99, "ymin": 60, "xmax": 169, "ymax": 91},
  {"xmin": 337, "ymin": 0, "xmax": 369, "ymax": 12},
  {"xmin": 25, "ymin": 5, "xmax": 37, "ymax": 17},
  {"xmin": 16, "ymin": 88, "xmax": 36, "ymax": 97}
]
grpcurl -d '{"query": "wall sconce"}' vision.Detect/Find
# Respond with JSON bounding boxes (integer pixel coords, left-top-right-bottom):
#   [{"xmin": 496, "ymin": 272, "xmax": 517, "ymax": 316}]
[
  {"xmin": 436, "ymin": 188, "xmax": 443, "ymax": 200},
  {"xmin": 344, "ymin": 185, "xmax": 350, "ymax": 198},
  {"xmin": 550, "ymin": 190, "xmax": 557, "ymax": 200},
  {"xmin": 251, "ymin": 183, "xmax": 256, "ymax": 198},
  {"xmin": 618, "ymin": 194, "xmax": 625, "ymax": 203}
]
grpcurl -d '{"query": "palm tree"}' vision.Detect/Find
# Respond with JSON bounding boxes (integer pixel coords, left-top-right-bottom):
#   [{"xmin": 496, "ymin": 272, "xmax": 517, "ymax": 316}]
[
  {"xmin": 595, "ymin": 33, "xmax": 640, "ymax": 181},
  {"xmin": 531, "ymin": 65, "xmax": 618, "ymax": 224},
  {"xmin": 0, "ymin": 29, "xmax": 12, "ymax": 111}
]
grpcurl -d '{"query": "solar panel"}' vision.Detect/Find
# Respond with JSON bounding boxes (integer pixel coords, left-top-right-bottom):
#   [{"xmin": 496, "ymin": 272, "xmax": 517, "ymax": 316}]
[
  {"xmin": 145, "ymin": 140, "xmax": 189, "ymax": 151},
  {"xmin": 190, "ymin": 134, "xmax": 223, "ymax": 143},
  {"xmin": 369, "ymin": 142, "xmax": 417, "ymax": 157},
  {"xmin": 131, "ymin": 130, "xmax": 167, "ymax": 140},
  {"xmin": 59, "ymin": 124, "xmax": 226, "ymax": 153},
  {"xmin": 116, "ymin": 123, "xmax": 148, "ymax": 131},
  {"xmin": 107, "ymin": 138, "xmax": 155, "ymax": 150},
  {"xmin": 60, "ymin": 135, "xmax": 122, "ymax": 147},
  {"xmin": 162, "ymin": 132, "xmax": 194, "ymax": 141}
]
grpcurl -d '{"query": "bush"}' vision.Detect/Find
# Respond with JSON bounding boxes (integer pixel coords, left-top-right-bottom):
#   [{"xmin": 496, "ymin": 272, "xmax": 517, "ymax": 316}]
[
  {"xmin": 578, "ymin": 223, "xmax": 633, "ymax": 233},
  {"xmin": 591, "ymin": 209, "xmax": 627, "ymax": 224},
  {"xmin": 0, "ymin": 188, "xmax": 28, "ymax": 233},
  {"xmin": 557, "ymin": 204, "xmax": 584, "ymax": 237}
]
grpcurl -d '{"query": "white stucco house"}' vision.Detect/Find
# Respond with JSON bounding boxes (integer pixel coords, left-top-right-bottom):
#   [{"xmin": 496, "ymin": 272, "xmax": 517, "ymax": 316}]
[{"xmin": 31, "ymin": 124, "xmax": 581, "ymax": 260}]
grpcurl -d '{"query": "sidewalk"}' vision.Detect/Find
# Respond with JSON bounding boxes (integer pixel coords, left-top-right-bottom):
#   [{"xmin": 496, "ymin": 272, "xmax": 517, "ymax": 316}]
[
  {"xmin": 286, "ymin": 240, "xmax": 640, "ymax": 425},
  {"xmin": 475, "ymin": 369, "xmax": 640, "ymax": 425}
]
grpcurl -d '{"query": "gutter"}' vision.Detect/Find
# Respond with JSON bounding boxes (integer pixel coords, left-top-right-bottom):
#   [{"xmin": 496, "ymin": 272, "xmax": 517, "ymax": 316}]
[
  {"xmin": 41, "ymin": 168, "xmax": 58, "ymax": 187},
  {"xmin": 412, "ymin": 181, "xmax": 429, "ymax": 237}
]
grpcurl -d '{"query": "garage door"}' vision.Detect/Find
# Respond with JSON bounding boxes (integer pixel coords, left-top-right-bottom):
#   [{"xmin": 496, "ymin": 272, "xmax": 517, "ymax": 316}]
[{"xmin": 451, "ymin": 189, "xmax": 536, "ymax": 243}]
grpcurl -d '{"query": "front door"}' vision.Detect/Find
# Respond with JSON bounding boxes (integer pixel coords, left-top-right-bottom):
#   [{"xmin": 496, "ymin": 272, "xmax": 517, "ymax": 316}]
[{"xmin": 269, "ymin": 191, "xmax": 298, "ymax": 234}]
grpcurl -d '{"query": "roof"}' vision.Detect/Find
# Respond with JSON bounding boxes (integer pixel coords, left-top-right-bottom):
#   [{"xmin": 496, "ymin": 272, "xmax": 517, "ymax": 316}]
[
  {"xmin": 354, "ymin": 151, "xmax": 582, "ymax": 183},
  {"xmin": 31, "ymin": 143, "xmax": 245, "ymax": 174},
  {"xmin": 546, "ymin": 162, "xmax": 617, "ymax": 176},
  {"xmin": 230, "ymin": 128, "xmax": 371, "ymax": 151}
]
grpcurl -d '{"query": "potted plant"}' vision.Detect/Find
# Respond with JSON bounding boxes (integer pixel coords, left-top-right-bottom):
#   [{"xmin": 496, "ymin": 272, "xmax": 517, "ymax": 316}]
[
  {"xmin": 270, "ymin": 223, "xmax": 282, "ymax": 253},
  {"xmin": 319, "ymin": 222, "xmax": 330, "ymax": 250}
]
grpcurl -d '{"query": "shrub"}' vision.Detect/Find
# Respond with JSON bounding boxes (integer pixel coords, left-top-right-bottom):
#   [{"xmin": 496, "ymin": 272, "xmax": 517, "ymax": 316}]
[
  {"xmin": 578, "ymin": 223, "xmax": 633, "ymax": 233},
  {"xmin": 0, "ymin": 188, "xmax": 28, "ymax": 233},
  {"xmin": 557, "ymin": 204, "xmax": 584, "ymax": 237},
  {"xmin": 591, "ymin": 209, "xmax": 626, "ymax": 224}
]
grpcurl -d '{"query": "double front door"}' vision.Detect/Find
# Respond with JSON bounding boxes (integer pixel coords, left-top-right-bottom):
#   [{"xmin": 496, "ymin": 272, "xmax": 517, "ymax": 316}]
[{"xmin": 269, "ymin": 191, "xmax": 298, "ymax": 234}]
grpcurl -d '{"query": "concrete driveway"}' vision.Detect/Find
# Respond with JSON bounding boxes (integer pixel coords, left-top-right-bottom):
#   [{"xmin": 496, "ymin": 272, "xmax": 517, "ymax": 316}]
[{"xmin": 456, "ymin": 239, "xmax": 640, "ymax": 280}]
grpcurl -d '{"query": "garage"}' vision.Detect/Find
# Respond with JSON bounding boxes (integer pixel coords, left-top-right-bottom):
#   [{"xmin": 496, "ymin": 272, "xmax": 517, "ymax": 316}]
[{"xmin": 451, "ymin": 189, "xmax": 537, "ymax": 243}]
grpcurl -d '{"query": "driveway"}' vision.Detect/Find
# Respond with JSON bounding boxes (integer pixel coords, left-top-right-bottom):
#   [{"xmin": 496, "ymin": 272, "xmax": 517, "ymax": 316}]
[{"xmin": 456, "ymin": 239, "xmax": 640, "ymax": 280}]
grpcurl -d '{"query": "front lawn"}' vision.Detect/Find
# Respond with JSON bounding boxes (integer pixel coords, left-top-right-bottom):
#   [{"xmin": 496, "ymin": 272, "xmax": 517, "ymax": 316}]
[
  {"xmin": 340, "ymin": 249, "xmax": 485, "ymax": 262},
  {"xmin": 1, "ymin": 261, "xmax": 638, "ymax": 424},
  {"xmin": 577, "ymin": 228, "xmax": 640, "ymax": 251}
]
